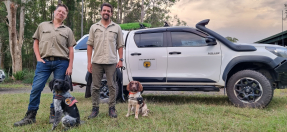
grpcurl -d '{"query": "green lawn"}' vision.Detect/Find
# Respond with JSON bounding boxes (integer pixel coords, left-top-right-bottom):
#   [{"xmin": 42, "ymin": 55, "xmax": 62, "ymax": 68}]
[{"xmin": 1, "ymin": 90, "xmax": 287, "ymax": 131}]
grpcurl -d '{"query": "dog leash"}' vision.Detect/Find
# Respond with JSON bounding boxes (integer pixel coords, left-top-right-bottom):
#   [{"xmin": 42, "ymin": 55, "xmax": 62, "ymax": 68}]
[{"xmin": 121, "ymin": 67, "xmax": 125, "ymax": 102}]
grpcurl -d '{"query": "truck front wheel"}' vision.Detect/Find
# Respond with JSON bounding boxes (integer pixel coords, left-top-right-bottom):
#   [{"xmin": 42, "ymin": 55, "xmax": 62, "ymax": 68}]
[{"xmin": 226, "ymin": 70, "xmax": 273, "ymax": 108}]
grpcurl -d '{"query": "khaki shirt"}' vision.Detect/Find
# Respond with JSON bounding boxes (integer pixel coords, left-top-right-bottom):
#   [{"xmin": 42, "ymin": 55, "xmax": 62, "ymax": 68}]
[
  {"xmin": 87, "ymin": 21, "xmax": 124, "ymax": 64},
  {"xmin": 32, "ymin": 21, "xmax": 76, "ymax": 60}
]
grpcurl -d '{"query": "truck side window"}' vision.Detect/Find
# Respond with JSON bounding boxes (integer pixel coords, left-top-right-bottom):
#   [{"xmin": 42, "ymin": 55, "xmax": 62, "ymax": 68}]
[
  {"xmin": 134, "ymin": 33, "xmax": 163, "ymax": 48},
  {"xmin": 171, "ymin": 32, "xmax": 207, "ymax": 47},
  {"xmin": 74, "ymin": 36, "xmax": 89, "ymax": 50}
]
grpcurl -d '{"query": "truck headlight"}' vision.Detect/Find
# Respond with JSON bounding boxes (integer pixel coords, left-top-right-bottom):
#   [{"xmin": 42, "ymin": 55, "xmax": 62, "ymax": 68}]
[{"xmin": 265, "ymin": 46, "xmax": 287, "ymax": 58}]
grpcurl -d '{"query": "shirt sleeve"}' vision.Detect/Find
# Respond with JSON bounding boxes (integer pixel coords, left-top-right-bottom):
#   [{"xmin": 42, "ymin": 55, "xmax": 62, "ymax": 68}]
[
  {"xmin": 67, "ymin": 29, "xmax": 77, "ymax": 47},
  {"xmin": 32, "ymin": 26, "xmax": 41, "ymax": 40},
  {"xmin": 86, "ymin": 26, "xmax": 94, "ymax": 46},
  {"xmin": 116, "ymin": 25, "xmax": 124, "ymax": 49}
]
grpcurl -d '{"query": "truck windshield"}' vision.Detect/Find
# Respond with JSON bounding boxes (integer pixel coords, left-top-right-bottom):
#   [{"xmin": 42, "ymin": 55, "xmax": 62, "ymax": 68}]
[{"xmin": 75, "ymin": 36, "xmax": 89, "ymax": 50}]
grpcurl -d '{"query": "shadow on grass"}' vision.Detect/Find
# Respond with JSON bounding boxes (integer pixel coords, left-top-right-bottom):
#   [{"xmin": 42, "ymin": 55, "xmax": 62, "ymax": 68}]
[
  {"xmin": 137, "ymin": 94, "xmax": 287, "ymax": 109},
  {"xmin": 142, "ymin": 94, "xmax": 231, "ymax": 106}
]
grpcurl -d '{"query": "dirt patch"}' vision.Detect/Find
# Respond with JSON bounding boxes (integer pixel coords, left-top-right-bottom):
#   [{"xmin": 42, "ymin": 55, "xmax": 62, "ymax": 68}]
[
  {"xmin": 0, "ymin": 85, "xmax": 225, "ymax": 96},
  {"xmin": 0, "ymin": 85, "xmax": 86, "ymax": 94}
]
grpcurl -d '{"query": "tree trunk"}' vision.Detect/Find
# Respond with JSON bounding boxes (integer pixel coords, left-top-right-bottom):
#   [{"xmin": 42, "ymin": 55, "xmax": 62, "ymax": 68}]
[
  {"xmin": 81, "ymin": 0, "xmax": 83, "ymax": 37},
  {"xmin": 117, "ymin": 0, "xmax": 120, "ymax": 23},
  {"xmin": 4, "ymin": 0, "xmax": 26, "ymax": 74},
  {"xmin": 58, "ymin": 0, "xmax": 62, "ymax": 4},
  {"xmin": 119, "ymin": 0, "xmax": 122, "ymax": 23},
  {"xmin": 50, "ymin": 0, "xmax": 53, "ymax": 19},
  {"xmin": 141, "ymin": 0, "xmax": 144, "ymax": 23},
  {"xmin": 0, "ymin": 38, "xmax": 2, "ymax": 69},
  {"xmin": 17, "ymin": 0, "xmax": 26, "ymax": 72}
]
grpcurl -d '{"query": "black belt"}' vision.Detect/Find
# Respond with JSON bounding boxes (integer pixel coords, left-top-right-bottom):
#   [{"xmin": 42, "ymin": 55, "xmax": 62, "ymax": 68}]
[{"xmin": 44, "ymin": 57, "xmax": 68, "ymax": 61}]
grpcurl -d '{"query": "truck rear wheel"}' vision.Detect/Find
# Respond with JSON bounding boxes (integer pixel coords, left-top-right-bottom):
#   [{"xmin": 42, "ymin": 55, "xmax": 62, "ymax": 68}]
[
  {"xmin": 93, "ymin": 69, "xmax": 121, "ymax": 104},
  {"xmin": 226, "ymin": 70, "xmax": 273, "ymax": 108}
]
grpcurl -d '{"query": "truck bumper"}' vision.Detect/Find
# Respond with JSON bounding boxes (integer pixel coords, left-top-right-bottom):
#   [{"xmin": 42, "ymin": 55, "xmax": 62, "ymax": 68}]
[{"xmin": 274, "ymin": 60, "xmax": 287, "ymax": 88}]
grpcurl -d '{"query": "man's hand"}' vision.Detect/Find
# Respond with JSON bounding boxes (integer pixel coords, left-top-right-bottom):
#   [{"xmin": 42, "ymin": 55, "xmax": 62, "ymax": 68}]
[
  {"xmin": 37, "ymin": 58, "xmax": 45, "ymax": 63},
  {"xmin": 116, "ymin": 61, "xmax": 123, "ymax": 68},
  {"xmin": 87, "ymin": 63, "xmax": 92, "ymax": 73},
  {"xmin": 66, "ymin": 66, "xmax": 73, "ymax": 75}
]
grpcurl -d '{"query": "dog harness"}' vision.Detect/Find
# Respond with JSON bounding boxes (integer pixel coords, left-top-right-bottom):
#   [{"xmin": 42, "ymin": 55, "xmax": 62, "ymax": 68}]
[
  {"xmin": 55, "ymin": 95, "xmax": 78, "ymax": 107},
  {"xmin": 128, "ymin": 92, "xmax": 144, "ymax": 105}
]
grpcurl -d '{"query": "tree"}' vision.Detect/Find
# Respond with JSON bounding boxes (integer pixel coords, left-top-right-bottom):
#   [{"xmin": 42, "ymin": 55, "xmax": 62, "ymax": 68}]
[
  {"xmin": 4, "ymin": 0, "xmax": 26, "ymax": 74},
  {"xmin": 226, "ymin": 36, "xmax": 239, "ymax": 43},
  {"xmin": 0, "ymin": 3, "xmax": 8, "ymax": 69}
]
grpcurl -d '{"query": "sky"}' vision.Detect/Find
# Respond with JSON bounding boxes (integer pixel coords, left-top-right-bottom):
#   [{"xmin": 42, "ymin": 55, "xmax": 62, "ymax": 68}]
[{"xmin": 170, "ymin": 0, "xmax": 287, "ymax": 43}]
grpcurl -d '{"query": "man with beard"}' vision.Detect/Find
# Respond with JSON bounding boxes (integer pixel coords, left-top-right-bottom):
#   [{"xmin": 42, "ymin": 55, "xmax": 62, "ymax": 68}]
[
  {"xmin": 14, "ymin": 4, "xmax": 76, "ymax": 126},
  {"xmin": 87, "ymin": 3, "xmax": 124, "ymax": 118}
]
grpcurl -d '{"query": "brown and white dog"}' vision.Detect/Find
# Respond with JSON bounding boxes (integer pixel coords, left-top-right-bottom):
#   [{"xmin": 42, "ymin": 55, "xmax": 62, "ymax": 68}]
[{"xmin": 125, "ymin": 81, "xmax": 149, "ymax": 119}]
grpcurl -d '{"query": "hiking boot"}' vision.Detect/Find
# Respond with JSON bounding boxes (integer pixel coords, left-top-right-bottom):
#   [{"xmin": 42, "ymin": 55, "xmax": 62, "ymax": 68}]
[
  {"xmin": 49, "ymin": 108, "xmax": 55, "ymax": 123},
  {"xmin": 14, "ymin": 110, "xmax": 37, "ymax": 127},
  {"xmin": 109, "ymin": 106, "xmax": 117, "ymax": 118},
  {"xmin": 88, "ymin": 107, "xmax": 99, "ymax": 119}
]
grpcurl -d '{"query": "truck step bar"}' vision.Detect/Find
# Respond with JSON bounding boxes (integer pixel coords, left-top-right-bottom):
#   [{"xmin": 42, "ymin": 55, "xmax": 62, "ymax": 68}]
[{"xmin": 142, "ymin": 85, "xmax": 220, "ymax": 92}]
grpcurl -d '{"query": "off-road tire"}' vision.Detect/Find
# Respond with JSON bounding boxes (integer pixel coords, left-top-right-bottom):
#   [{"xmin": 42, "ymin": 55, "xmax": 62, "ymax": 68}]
[
  {"xmin": 91, "ymin": 69, "xmax": 121, "ymax": 104},
  {"xmin": 226, "ymin": 70, "xmax": 273, "ymax": 108}
]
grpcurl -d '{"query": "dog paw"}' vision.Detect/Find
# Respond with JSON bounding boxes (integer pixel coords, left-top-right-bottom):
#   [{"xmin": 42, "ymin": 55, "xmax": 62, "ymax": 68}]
[
  {"xmin": 125, "ymin": 114, "xmax": 129, "ymax": 117},
  {"xmin": 135, "ymin": 116, "xmax": 138, "ymax": 119}
]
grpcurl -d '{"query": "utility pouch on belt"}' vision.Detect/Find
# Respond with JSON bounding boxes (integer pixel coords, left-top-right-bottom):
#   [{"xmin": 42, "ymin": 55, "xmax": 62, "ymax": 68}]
[{"xmin": 137, "ymin": 97, "xmax": 143, "ymax": 104}]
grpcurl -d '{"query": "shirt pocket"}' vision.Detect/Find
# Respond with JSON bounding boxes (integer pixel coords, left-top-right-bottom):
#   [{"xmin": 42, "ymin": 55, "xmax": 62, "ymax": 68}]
[
  {"xmin": 58, "ymin": 32, "xmax": 68, "ymax": 46},
  {"xmin": 41, "ymin": 30, "xmax": 51, "ymax": 41},
  {"xmin": 94, "ymin": 29, "xmax": 103, "ymax": 42},
  {"xmin": 108, "ymin": 29, "xmax": 118, "ymax": 41}
]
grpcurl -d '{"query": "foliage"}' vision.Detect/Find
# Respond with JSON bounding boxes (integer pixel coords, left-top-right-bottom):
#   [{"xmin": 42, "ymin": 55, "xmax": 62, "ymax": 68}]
[
  {"xmin": 12, "ymin": 71, "xmax": 25, "ymax": 80},
  {"xmin": 22, "ymin": 69, "xmax": 35, "ymax": 84},
  {"xmin": 0, "ymin": 0, "xmax": 186, "ymax": 73},
  {"xmin": 2, "ymin": 90, "xmax": 287, "ymax": 131},
  {"xmin": 120, "ymin": 22, "xmax": 151, "ymax": 30},
  {"xmin": 226, "ymin": 36, "xmax": 239, "ymax": 43},
  {"xmin": 2, "ymin": 76, "xmax": 14, "ymax": 83}
]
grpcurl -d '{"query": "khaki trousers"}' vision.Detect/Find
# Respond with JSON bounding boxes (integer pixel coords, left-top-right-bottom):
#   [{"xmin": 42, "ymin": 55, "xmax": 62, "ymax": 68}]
[{"xmin": 91, "ymin": 63, "xmax": 117, "ymax": 108}]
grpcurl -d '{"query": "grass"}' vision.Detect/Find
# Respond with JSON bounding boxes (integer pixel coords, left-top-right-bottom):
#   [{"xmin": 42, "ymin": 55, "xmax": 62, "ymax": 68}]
[
  {"xmin": 1, "ymin": 90, "xmax": 287, "ymax": 131},
  {"xmin": 0, "ymin": 69, "xmax": 53, "ymax": 87},
  {"xmin": 0, "ymin": 83, "xmax": 31, "ymax": 88}
]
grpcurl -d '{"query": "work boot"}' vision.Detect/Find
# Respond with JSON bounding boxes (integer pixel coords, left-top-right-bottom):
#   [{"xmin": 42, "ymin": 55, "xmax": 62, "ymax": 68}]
[
  {"xmin": 109, "ymin": 106, "xmax": 117, "ymax": 118},
  {"xmin": 49, "ymin": 108, "xmax": 55, "ymax": 123},
  {"xmin": 88, "ymin": 107, "xmax": 99, "ymax": 119},
  {"xmin": 14, "ymin": 110, "xmax": 37, "ymax": 127}
]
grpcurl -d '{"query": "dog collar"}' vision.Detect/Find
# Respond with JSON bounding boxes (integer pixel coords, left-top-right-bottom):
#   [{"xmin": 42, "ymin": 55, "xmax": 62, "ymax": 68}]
[
  {"xmin": 129, "ymin": 92, "xmax": 134, "ymax": 95},
  {"xmin": 55, "ymin": 95, "xmax": 64, "ymax": 100}
]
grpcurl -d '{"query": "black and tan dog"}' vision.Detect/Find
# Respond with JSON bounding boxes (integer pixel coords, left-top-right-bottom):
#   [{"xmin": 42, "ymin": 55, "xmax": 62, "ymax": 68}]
[
  {"xmin": 125, "ymin": 81, "xmax": 149, "ymax": 119},
  {"xmin": 49, "ymin": 77, "xmax": 80, "ymax": 131}
]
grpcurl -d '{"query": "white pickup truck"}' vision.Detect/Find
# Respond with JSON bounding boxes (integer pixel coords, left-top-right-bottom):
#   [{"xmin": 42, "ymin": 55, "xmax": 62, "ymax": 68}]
[{"xmin": 72, "ymin": 19, "xmax": 287, "ymax": 108}]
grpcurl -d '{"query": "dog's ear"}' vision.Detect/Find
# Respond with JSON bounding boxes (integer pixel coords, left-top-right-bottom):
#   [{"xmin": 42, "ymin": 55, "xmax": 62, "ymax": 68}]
[
  {"xmin": 49, "ymin": 79, "xmax": 55, "ymax": 91},
  {"xmin": 63, "ymin": 81, "xmax": 70, "ymax": 92},
  {"xmin": 126, "ymin": 81, "xmax": 131, "ymax": 92},
  {"xmin": 138, "ymin": 81, "xmax": 143, "ymax": 92},
  {"xmin": 65, "ymin": 75, "xmax": 73, "ymax": 91}
]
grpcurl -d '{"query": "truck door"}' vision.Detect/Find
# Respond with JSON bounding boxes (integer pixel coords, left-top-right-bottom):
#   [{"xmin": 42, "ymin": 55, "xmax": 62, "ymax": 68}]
[
  {"xmin": 126, "ymin": 31, "xmax": 168, "ymax": 83},
  {"xmin": 166, "ymin": 31, "xmax": 222, "ymax": 83}
]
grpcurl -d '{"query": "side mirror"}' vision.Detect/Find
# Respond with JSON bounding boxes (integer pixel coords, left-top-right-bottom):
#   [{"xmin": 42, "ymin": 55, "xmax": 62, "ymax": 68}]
[{"xmin": 205, "ymin": 36, "xmax": 217, "ymax": 46}]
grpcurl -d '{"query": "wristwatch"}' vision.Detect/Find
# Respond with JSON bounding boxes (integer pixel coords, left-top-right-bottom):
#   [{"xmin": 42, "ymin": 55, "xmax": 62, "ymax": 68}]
[{"xmin": 119, "ymin": 58, "xmax": 124, "ymax": 62}]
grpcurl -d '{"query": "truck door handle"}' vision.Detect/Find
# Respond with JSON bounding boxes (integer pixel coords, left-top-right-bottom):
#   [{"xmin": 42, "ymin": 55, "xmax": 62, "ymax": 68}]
[
  {"xmin": 169, "ymin": 52, "xmax": 181, "ymax": 55},
  {"xmin": 131, "ymin": 53, "xmax": 141, "ymax": 56}
]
